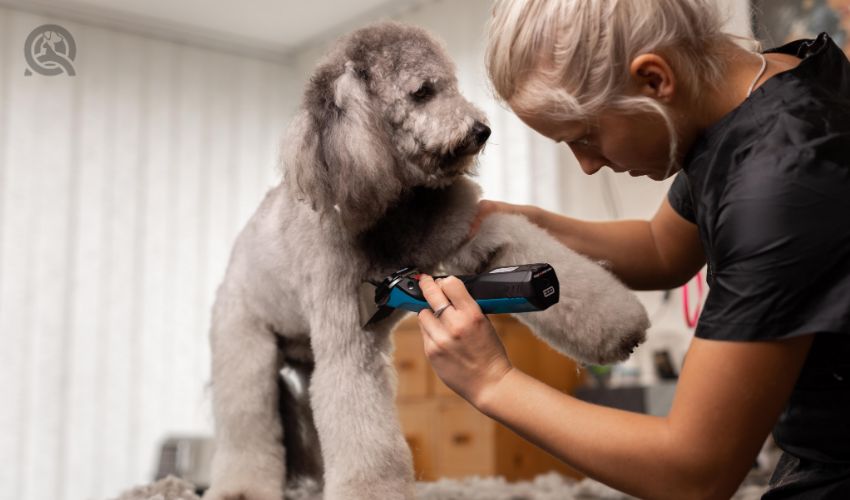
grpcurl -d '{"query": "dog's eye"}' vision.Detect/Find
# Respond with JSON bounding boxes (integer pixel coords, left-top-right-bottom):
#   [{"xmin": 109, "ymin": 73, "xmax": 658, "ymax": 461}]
[
  {"xmin": 411, "ymin": 82, "xmax": 435, "ymax": 103},
  {"xmin": 355, "ymin": 67, "xmax": 370, "ymax": 82}
]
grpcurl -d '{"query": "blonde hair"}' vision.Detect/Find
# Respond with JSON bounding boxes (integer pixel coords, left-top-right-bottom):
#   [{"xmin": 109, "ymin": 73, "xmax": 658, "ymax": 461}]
[{"xmin": 486, "ymin": 0, "xmax": 743, "ymax": 174}]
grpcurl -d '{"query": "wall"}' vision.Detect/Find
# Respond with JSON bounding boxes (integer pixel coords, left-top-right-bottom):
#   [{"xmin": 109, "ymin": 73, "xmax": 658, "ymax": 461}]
[{"xmin": 0, "ymin": 6, "xmax": 293, "ymax": 499}]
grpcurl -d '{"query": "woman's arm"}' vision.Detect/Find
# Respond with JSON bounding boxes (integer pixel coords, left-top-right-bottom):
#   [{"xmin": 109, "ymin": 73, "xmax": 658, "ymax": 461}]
[
  {"xmin": 475, "ymin": 198, "xmax": 705, "ymax": 290},
  {"xmin": 418, "ymin": 275, "xmax": 814, "ymax": 497},
  {"xmin": 474, "ymin": 333, "xmax": 814, "ymax": 499}
]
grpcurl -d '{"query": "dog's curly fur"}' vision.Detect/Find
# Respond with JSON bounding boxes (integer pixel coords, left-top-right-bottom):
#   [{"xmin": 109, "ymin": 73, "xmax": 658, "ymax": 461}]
[{"xmin": 204, "ymin": 22, "xmax": 649, "ymax": 500}]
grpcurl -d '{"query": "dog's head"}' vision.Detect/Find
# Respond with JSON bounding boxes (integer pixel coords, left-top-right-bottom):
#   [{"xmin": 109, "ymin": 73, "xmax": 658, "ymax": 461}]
[{"xmin": 282, "ymin": 22, "xmax": 489, "ymax": 230}]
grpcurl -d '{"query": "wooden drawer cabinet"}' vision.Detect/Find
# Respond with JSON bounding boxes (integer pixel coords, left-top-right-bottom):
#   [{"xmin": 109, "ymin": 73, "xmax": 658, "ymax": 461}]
[
  {"xmin": 397, "ymin": 399, "xmax": 438, "ymax": 480},
  {"xmin": 433, "ymin": 397, "xmax": 495, "ymax": 478},
  {"xmin": 393, "ymin": 323, "xmax": 430, "ymax": 398},
  {"xmin": 392, "ymin": 314, "xmax": 584, "ymax": 481}
]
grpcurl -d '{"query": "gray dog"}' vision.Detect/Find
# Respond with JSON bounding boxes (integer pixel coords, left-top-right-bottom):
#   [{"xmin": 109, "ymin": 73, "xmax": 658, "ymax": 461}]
[{"xmin": 204, "ymin": 22, "xmax": 649, "ymax": 500}]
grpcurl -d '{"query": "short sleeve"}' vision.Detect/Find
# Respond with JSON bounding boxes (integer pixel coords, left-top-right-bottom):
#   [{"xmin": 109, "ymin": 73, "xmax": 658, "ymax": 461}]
[
  {"xmin": 695, "ymin": 153, "xmax": 850, "ymax": 341},
  {"xmin": 667, "ymin": 172, "xmax": 695, "ymax": 223}
]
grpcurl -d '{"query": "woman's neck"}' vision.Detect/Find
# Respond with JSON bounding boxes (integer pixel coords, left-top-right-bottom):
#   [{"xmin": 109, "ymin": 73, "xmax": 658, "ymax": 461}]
[{"xmin": 697, "ymin": 42, "xmax": 802, "ymax": 132}]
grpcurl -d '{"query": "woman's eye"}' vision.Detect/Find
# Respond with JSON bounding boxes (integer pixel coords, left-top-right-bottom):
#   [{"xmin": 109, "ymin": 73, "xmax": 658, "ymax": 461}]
[
  {"xmin": 411, "ymin": 82, "xmax": 435, "ymax": 102},
  {"xmin": 568, "ymin": 137, "xmax": 592, "ymax": 148}
]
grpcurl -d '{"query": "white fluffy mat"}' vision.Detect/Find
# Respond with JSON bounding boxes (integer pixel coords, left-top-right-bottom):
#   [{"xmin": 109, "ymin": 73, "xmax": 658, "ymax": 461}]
[{"xmin": 113, "ymin": 471, "xmax": 768, "ymax": 500}]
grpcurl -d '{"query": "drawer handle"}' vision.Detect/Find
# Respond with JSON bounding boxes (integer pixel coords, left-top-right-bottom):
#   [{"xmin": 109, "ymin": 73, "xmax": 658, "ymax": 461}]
[
  {"xmin": 398, "ymin": 360, "xmax": 415, "ymax": 370},
  {"xmin": 451, "ymin": 433, "xmax": 471, "ymax": 445}
]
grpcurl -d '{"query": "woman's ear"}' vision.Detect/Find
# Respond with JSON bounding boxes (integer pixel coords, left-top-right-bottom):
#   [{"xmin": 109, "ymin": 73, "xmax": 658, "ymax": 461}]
[{"xmin": 629, "ymin": 54, "xmax": 677, "ymax": 102}]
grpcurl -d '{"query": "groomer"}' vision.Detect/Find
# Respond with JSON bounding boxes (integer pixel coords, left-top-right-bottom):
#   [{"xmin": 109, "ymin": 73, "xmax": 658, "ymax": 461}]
[{"xmin": 415, "ymin": 0, "xmax": 850, "ymax": 497}]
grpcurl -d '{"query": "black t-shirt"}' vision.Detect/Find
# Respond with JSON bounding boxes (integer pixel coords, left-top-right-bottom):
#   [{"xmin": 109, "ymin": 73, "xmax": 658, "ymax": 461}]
[{"xmin": 667, "ymin": 33, "xmax": 850, "ymax": 494}]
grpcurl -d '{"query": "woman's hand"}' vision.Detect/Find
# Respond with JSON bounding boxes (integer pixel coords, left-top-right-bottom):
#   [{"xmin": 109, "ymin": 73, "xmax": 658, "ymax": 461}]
[
  {"xmin": 416, "ymin": 274, "xmax": 514, "ymax": 408},
  {"xmin": 467, "ymin": 199, "xmax": 536, "ymax": 241}
]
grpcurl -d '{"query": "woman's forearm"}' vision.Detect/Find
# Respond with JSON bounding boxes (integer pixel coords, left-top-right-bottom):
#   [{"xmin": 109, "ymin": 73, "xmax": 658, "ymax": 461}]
[
  {"xmin": 476, "ymin": 368, "xmax": 701, "ymax": 499},
  {"xmin": 521, "ymin": 206, "xmax": 680, "ymax": 290}
]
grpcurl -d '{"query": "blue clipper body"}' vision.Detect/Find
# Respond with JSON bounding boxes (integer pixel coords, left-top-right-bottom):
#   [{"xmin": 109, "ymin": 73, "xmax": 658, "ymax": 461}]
[{"xmin": 364, "ymin": 263, "xmax": 559, "ymax": 326}]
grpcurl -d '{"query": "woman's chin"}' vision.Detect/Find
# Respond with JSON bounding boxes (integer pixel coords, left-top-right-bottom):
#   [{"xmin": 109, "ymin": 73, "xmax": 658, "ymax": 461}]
[{"xmin": 627, "ymin": 169, "xmax": 668, "ymax": 181}]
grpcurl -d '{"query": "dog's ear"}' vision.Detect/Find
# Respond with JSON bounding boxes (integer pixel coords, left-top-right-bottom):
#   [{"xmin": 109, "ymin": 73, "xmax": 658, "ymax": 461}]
[
  {"xmin": 284, "ymin": 59, "xmax": 400, "ymax": 221},
  {"xmin": 321, "ymin": 61, "xmax": 399, "ymax": 216},
  {"xmin": 332, "ymin": 60, "xmax": 370, "ymax": 110},
  {"xmin": 282, "ymin": 109, "xmax": 334, "ymax": 212}
]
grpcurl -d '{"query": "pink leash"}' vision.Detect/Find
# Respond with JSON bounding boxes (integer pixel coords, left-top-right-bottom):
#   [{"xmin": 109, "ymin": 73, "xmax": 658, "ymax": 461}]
[{"xmin": 682, "ymin": 271, "xmax": 704, "ymax": 328}]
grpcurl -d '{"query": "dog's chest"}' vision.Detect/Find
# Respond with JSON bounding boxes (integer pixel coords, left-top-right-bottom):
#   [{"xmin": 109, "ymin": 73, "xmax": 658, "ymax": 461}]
[{"xmin": 356, "ymin": 186, "xmax": 464, "ymax": 274}]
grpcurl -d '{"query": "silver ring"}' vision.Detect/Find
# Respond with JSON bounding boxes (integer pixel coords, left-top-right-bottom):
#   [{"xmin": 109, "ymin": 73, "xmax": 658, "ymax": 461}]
[{"xmin": 433, "ymin": 303, "xmax": 452, "ymax": 318}]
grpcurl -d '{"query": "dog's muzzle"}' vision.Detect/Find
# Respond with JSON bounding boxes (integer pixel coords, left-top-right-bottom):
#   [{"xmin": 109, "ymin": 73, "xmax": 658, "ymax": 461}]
[{"xmin": 441, "ymin": 121, "xmax": 491, "ymax": 170}]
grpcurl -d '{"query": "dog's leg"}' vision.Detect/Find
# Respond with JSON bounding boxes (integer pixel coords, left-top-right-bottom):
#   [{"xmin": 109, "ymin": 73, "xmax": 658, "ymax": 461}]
[
  {"xmin": 205, "ymin": 297, "xmax": 286, "ymax": 500},
  {"xmin": 441, "ymin": 212, "xmax": 650, "ymax": 366},
  {"xmin": 307, "ymin": 292, "xmax": 415, "ymax": 500}
]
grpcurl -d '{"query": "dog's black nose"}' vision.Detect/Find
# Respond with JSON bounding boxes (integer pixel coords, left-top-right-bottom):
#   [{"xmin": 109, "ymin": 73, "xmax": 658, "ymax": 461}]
[{"xmin": 472, "ymin": 121, "xmax": 491, "ymax": 146}]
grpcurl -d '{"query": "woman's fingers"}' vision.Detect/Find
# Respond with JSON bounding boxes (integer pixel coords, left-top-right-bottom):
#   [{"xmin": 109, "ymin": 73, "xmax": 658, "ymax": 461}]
[
  {"xmin": 418, "ymin": 275, "xmax": 452, "ymax": 314},
  {"xmin": 417, "ymin": 277, "xmax": 450, "ymax": 356},
  {"xmin": 467, "ymin": 199, "xmax": 502, "ymax": 240},
  {"xmin": 433, "ymin": 276, "xmax": 479, "ymax": 313},
  {"xmin": 419, "ymin": 275, "xmax": 480, "ymax": 315},
  {"xmin": 466, "ymin": 220, "xmax": 481, "ymax": 241},
  {"xmin": 418, "ymin": 311, "xmax": 440, "ymax": 352}
]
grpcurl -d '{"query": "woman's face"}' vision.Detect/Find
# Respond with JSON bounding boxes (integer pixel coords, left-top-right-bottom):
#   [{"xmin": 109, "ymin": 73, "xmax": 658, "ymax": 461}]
[{"xmin": 512, "ymin": 105, "xmax": 682, "ymax": 181}]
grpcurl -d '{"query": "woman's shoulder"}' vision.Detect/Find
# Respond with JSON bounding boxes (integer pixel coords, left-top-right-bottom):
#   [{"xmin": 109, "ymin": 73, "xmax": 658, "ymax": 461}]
[
  {"xmin": 691, "ymin": 33, "xmax": 850, "ymax": 167},
  {"xmin": 698, "ymin": 59, "xmax": 850, "ymax": 207}
]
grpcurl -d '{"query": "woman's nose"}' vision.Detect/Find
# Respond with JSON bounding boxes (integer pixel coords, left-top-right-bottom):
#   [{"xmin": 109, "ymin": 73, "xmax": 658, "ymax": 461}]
[{"xmin": 571, "ymin": 148, "xmax": 605, "ymax": 175}]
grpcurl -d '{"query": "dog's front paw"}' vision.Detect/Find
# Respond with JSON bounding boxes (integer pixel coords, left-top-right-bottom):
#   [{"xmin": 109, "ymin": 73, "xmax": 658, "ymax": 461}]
[
  {"xmin": 203, "ymin": 485, "xmax": 283, "ymax": 500},
  {"xmin": 205, "ymin": 451, "xmax": 285, "ymax": 500},
  {"xmin": 324, "ymin": 477, "xmax": 414, "ymax": 500}
]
